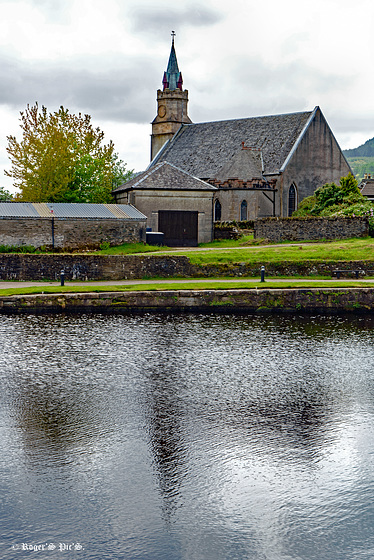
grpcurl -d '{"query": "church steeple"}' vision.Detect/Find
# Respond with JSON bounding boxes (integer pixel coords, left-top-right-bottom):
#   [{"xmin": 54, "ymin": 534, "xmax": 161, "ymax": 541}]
[
  {"xmin": 162, "ymin": 31, "xmax": 183, "ymax": 91},
  {"xmin": 151, "ymin": 32, "xmax": 192, "ymax": 161}
]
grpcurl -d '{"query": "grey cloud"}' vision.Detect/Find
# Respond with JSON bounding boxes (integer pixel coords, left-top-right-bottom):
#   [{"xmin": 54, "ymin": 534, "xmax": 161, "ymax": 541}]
[
  {"xmin": 329, "ymin": 114, "xmax": 374, "ymax": 135},
  {"xmin": 188, "ymin": 55, "xmax": 353, "ymax": 123},
  {"xmin": 23, "ymin": 0, "xmax": 74, "ymax": 24},
  {"xmin": 128, "ymin": 4, "xmax": 223, "ymax": 34},
  {"xmin": 0, "ymin": 53, "xmax": 160, "ymax": 124}
]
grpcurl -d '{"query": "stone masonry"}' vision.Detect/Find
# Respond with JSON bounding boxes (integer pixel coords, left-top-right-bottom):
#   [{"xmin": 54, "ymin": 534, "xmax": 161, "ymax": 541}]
[
  {"xmin": 0, "ymin": 217, "xmax": 146, "ymax": 250},
  {"xmin": 254, "ymin": 217, "xmax": 369, "ymax": 241}
]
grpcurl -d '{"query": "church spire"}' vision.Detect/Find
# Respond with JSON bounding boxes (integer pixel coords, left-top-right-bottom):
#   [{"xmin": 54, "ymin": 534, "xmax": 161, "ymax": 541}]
[
  {"xmin": 162, "ymin": 31, "xmax": 183, "ymax": 91},
  {"xmin": 151, "ymin": 32, "xmax": 192, "ymax": 161}
]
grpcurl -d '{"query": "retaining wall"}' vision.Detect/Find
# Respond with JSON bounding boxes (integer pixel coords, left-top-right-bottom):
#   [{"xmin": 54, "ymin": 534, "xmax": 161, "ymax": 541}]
[
  {"xmin": 1, "ymin": 288, "xmax": 374, "ymax": 314},
  {"xmin": 254, "ymin": 217, "xmax": 369, "ymax": 241},
  {"xmin": 1, "ymin": 253, "xmax": 374, "ymax": 281}
]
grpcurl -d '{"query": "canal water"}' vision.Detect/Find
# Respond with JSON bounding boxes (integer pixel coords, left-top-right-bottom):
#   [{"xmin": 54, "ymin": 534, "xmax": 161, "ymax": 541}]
[{"xmin": 1, "ymin": 312, "xmax": 374, "ymax": 560}]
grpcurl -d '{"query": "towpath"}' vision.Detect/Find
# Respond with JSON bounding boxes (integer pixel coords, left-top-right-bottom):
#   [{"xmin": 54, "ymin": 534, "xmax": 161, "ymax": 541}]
[{"xmin": 1, "ymin": 277, "xmax": 374, "ymax": 290}]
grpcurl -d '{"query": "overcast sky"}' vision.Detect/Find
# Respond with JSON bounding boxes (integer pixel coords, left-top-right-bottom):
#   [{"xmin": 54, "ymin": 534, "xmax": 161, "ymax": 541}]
[{"xmin": 1, "ymin": 0, "xmax": 373, "ymax": 191}]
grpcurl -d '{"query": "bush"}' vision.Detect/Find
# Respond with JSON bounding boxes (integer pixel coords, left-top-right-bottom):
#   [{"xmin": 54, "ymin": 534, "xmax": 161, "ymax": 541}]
[
  {"xmin": 0, "ymin": 245, "xmax": 37, "ymax": 253},
  {"xmin": 313, "ymin": 183, "xmax": 344, "ymax": 213},
  {"xmin": 339, "ymin": 173, "xmax": 361, "ymax": 196},
  {"xmin": 292, "ymin": 195, "xmax": 316, "ymax": 217},
  {"xmin": 293, "ymin": 173, "xmax": 365, "ymax": 217}
]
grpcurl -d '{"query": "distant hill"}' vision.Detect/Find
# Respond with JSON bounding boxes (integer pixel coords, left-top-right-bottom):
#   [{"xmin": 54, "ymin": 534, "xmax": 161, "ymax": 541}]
[{"xmin": 343, "ymin": 137, "xmax": 374, "ymax": 158}]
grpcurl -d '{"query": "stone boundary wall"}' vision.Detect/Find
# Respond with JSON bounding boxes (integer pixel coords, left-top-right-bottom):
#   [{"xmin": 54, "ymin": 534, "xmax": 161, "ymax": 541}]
[
  {"xmin": 1, "ymin": 253, "xmax": 374, "ymax": 281},
  {"xmin": 0, "ymin": 217, "xmax": 146, "ymax": 250},
  {"xmin": 1, "ymin": 288, "xmax": 374, "ymax": 314},
  {"xmin": 0, "ymin": 254, "xmax": 193, "ymax": 281},
  {"xmin": 254, "ymin": 217, "xmax": 369, "ymax": 241}
]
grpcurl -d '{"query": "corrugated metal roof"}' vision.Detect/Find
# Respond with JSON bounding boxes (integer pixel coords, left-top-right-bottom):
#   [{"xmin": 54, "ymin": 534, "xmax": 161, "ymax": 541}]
[
  {"xmin": 103, "ymin": 204, "xmax": 146, "ymax": 219},
  {"xmin": 0, "ymin": 202, "xmax": 146, "ymax": 220},
  {"xmin": 32, "ymin": 203, "xmax": 53, "ymax": 217},
  {"xmin": 45, "ymin": 203, "xmax": 121, "ymax": 218},
  {"xmin": 0, "ymin": 202, "xmax": 40, "ymax": 217}
]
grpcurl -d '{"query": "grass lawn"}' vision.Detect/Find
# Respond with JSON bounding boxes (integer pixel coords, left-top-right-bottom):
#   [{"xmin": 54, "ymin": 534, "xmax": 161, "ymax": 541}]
[
  {"xmin": 165, "ymin": 238, "xmax": 374, "ymax": 265},
  {"xmin": 96, "ymin": 242, "xmax": 166, "ymax": 255},
  {"xmin": 1, "ymin": 279, "xmax": 374, "ymax": 297},
  {"xmin": 95, "ymin": 237, "xmax": 374, "ymax": 265}
]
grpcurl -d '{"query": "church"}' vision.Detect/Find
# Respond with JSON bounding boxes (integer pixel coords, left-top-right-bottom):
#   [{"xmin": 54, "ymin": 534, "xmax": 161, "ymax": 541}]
[{"xmin": 113, "ymin": 35, "xmax": 351, "ymax": 246}]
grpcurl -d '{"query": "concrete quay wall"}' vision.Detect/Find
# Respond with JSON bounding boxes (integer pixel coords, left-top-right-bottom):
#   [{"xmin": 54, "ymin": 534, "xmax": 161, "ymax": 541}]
[{"xmin": 1, "ymin": 288, "xmax": 374, "ymax": 314}]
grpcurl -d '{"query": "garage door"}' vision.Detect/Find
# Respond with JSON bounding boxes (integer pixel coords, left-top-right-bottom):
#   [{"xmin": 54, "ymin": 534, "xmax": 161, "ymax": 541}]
[{"xmin": 158, "ymin": 210, "xmax": 198, "ymax": 247}]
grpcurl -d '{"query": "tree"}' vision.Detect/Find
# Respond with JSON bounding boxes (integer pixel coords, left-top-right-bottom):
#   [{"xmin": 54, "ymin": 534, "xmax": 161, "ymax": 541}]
[
  {"xmin": 0, "ymin": 187, "xmax": 13, "ymax": 201},
  {"xmin": 5, "ymin": 104, "xmax": 133, "ymax": 203}
]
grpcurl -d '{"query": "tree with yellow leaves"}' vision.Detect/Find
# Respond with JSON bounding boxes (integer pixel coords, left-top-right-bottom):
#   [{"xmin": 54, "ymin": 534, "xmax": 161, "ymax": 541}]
[{"xmin": 5, "ymin": 104, "xmax": 133, "ymax": 203}]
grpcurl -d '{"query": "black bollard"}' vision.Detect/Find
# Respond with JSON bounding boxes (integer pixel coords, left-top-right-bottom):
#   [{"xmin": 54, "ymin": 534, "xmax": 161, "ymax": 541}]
[
  {"xmin": 260, "ymin": 265, "xmax": 265, "ymax": 283},
  {"xmin": 60, "ymin": 270, "xmax": 65, "ymax": 286}
]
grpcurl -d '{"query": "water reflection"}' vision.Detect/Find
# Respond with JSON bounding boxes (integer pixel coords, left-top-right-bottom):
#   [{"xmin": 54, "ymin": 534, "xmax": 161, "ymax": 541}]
[{"xmin": 1, "ymin": 313, "xmax": 374, "ymax": 559}]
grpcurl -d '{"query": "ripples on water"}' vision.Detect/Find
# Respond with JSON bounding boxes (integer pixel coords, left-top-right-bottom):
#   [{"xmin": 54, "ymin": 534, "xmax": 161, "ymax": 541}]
[{"xmin": 1, "ymin": 313, "xmax": 374, "ymax": 559}]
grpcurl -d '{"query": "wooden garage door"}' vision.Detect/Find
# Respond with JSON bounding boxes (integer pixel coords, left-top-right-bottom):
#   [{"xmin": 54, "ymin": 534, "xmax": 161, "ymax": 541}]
[{"xmin": 158, "ymin": 210, "xmax": 198, "ymax": 247}]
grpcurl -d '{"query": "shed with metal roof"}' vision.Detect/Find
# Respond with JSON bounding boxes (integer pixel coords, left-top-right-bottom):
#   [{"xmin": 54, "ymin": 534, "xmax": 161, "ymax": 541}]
[{"xmin": 0, "ymin": 203, "xmax": 147, "ymax": 250}]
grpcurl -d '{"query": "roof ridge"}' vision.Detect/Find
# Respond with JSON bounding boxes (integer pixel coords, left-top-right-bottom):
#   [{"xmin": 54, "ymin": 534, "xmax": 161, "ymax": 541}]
[{"xmin": 186, "ymin": 109, "xmax": 314, "ymax": 128}]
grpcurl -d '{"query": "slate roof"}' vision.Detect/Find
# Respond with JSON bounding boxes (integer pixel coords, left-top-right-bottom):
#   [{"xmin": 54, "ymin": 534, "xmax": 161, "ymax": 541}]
[
  {"xmin": 216, "ymin": 147, "xmax": 263, "ymax": 181},
  {"xmin": 360, "ymin": 180, "xmax": 374, "ymax": 198},
  {"xmin": 151, "ymin": 109, "xmax": 316, "ymax": 178},
  {"xmin": 114, "ymin": 161, "xmax": 217, "ymax": 193},
  {"xmin": 0, "ymin": 202, "xmax": 146, "ymax": 220}
]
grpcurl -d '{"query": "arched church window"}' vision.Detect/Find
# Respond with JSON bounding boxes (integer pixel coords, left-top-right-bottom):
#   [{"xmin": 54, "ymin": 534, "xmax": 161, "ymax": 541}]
[
  {"xmin": 240, "ymin": 200, "xmax": 247, "ymax": 221},
  {"xmin": 288, "ymin": 184, "xmax": 297, "ymax": 216},
  {"xmin": 214, "ymin": 199, "xmax": 222, "ymax": 222}
]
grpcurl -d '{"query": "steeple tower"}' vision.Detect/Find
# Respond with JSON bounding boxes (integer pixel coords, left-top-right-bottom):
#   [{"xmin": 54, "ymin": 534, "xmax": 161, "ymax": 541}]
[{"xmin": 151, "ymin": 32, "xmax": 192, "ymax": 161}]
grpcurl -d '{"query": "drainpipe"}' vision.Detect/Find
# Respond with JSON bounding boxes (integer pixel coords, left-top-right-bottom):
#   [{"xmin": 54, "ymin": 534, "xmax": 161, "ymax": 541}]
[
  {"xmin": 50, "ymin": 209, "xmax": 55, "ymax": 249},
  {"xmin": 279, "ymin": 174, "xmax": 284, "ymax": 217}
]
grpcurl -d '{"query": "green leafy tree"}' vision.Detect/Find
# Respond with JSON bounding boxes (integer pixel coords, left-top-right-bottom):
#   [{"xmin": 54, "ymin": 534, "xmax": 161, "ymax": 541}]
[
  {"xmin": 313, "ymin": 182, "xmax": 344, "ymax": 213},
  {"xmin": 5, "ymin": 104, "xmax": 133, "ymax": 203},
  {"xmin": 339, "ymin": 172, "xmax": 360, "ymax": 197},
  {"xmin": 0, "ymin": 187, "xmax": 13, "ymax": 201}
]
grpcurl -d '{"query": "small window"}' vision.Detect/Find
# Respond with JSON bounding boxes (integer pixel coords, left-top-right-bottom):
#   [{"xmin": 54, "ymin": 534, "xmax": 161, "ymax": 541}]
[
  {"xmin": 240, "ymin": 200, "xmax": 247, "ymax": 221},
  {"xmin": 214, "ymin": 199, "xmax": 222, "ymax": 221},
  {"xmin": 288, "ymin": 184, "xmax": 296, "ymax": 216}
]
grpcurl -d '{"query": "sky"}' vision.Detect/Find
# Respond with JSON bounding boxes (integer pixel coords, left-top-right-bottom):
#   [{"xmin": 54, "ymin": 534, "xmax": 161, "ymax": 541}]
[{"xmin": 1, "ymin": 0, "xmax": 374, "ymax": 192}]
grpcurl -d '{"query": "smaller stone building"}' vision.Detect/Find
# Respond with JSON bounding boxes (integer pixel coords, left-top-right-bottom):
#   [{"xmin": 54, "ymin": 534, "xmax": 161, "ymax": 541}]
[
  {"xmin": 0, "ymin": 202, "xmax": 147, "ymax": 250},
  {"xmin": 113, "ymin": 161, "xmax": 217, "ymax": 246},
  {"xmin": 359, "ymin": 175, "xmax": 374, "ymax": 201}
]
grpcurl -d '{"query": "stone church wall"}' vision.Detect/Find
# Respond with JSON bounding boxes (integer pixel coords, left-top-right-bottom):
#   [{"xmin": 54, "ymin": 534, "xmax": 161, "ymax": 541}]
[
  {"xmin": 280, "ymin": 107, "xmax": 352, "ymax": 217},
  {"xmin": 214, "ymin": 189, "xmax": 276, "ymax": 221},
  {"xmin": 0, "ymin": 217, "xmax": 146, "ymax": 250}
]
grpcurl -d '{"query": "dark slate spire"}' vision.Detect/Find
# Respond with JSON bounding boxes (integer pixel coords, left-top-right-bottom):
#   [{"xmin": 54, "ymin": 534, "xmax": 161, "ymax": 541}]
[{"xmin": 163, "ymin": 31, "xmax": 183, "ymax": 91}]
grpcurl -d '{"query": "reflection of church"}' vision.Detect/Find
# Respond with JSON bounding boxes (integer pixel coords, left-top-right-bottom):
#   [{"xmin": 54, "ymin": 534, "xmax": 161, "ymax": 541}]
[{"xmin": 113, "ymin": 34, "xmax": 351, "ymax": 246}]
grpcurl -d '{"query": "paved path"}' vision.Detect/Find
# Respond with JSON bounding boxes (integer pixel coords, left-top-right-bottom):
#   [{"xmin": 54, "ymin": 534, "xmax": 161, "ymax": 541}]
[{"xmin": 1, "ymin": 277, "xmax": 374, "ymax": 290}]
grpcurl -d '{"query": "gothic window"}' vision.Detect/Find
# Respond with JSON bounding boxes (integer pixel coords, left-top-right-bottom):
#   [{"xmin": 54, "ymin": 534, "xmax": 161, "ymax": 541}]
[
  {"xmin": 214, "ymin": 199, "xmax": 222, "ymax": 222},
  {"xmin": 288, "ymin": 184, "xmax": 297, "ymax": 216},
  {"xmin": 240, "ymin": 200, "xmax": 247, "ymax": 221}
]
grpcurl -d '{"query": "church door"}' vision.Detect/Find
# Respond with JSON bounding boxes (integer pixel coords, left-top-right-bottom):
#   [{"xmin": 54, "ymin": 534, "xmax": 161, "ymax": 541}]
[{"xmin": 158, "ymin": 210, "xmax": 198, "ymax": 247}]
